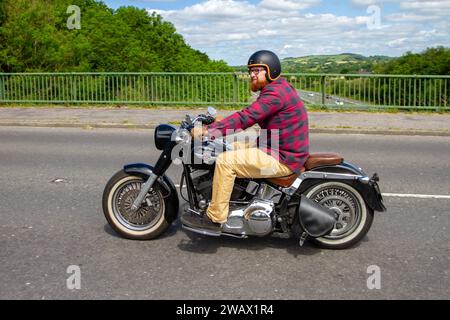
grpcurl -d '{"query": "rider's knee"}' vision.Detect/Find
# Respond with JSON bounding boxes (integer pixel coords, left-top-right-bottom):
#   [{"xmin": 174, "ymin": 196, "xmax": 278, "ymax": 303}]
[{"xmin": 216, "ymin": 151, "xmax": 233, "ymax": 166}]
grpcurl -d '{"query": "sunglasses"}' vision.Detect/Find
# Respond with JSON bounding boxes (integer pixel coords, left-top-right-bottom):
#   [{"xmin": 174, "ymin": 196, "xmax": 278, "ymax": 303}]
[{"xmin": 248, "ymin": 67, "xmax": 266, "ymax": 75}]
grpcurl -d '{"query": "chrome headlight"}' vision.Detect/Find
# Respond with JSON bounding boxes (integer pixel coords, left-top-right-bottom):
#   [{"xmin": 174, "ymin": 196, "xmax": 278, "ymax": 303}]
[{"xmin": 174, "ymin": 129, "xmax": 191, "ymax": 144}]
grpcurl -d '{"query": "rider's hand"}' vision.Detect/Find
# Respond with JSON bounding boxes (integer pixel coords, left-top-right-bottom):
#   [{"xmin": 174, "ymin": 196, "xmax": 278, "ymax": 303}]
[
  {"xmin": 191, "ymin": 126, "xmax": 207, "ymax": 140},
  {"xmin": 214, "ymin": 115, "xmax": 224, "ymax": 122}
]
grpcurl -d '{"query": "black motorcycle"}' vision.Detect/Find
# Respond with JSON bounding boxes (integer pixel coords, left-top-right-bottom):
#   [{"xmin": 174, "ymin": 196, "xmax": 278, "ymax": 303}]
[{"xmin": 102, "ymin": 107, "xmax": 386, "ymax": 249}]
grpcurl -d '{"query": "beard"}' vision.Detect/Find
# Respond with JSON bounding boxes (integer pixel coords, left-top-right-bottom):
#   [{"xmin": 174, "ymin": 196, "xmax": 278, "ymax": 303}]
[{"xmin": 250, "ymin": 77, "xmax": 268, "ymax": 92}]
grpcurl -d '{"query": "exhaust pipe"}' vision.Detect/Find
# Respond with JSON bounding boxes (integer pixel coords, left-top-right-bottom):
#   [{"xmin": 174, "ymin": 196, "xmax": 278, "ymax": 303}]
[{"xmin": 297, "ymin": 195, "xmax": 337, "ymax": 238}]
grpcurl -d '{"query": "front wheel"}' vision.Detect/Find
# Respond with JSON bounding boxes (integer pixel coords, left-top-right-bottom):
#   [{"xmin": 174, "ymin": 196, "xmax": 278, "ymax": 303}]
[
  {"xmin": 305, "ymin": 181, "xmax": 374, "ymax": 249},
  {"xmin": 102, "ymin": 170, "xmax": 174, "ymax": 240}
]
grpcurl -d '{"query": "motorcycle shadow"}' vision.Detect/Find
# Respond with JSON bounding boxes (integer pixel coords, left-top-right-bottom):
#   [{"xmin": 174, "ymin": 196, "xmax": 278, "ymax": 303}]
[
  {"xmin": 175, "ymin": 219, "xmax": 323, "ymax": 258},
  {"xmin": 103, "ymin": 221, "xmax": 180, "ymax": 240},
  {"xmin": 104, "ymin": 217, "xmax": 368, "ymax": 255}
]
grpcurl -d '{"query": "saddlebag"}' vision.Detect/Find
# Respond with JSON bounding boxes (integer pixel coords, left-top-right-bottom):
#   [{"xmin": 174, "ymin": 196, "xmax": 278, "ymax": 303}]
[{"xmin": 297, "ymin": 195, "xmax": 337, "ymax": 238}]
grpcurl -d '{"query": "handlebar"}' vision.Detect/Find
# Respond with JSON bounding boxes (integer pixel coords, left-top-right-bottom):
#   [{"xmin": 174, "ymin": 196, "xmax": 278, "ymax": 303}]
[
  {"xmin": 194, "ymin": 114, "xmax": 215, "ymax": 125},
  {"xmin": 181, "ymin": 113, "xmax": 216, "ymax": 131}
]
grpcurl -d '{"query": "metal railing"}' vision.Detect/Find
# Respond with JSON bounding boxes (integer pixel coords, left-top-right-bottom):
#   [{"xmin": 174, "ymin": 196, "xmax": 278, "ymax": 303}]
[
  {"xmin": 0, "ymin": 72, "xmax": 449, "ymax": 110},
  {"xmin": 0, "ymin": 72, "xmax": 250, "ymax": 106},
  {"xmin": 286, "ymin": 73, "xmax": 450, "ymax": 110}
]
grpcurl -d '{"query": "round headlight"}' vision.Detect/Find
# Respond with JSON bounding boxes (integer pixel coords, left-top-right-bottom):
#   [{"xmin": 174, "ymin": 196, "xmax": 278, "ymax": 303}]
[{"xmin": 175, "ymin": 129, "xmax": 191, "ymax": 144}]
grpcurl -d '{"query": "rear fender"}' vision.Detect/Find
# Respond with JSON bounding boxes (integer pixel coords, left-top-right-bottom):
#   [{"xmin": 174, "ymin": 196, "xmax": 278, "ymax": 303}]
[{"xmin": 297, "ymin": 162, "xmax": 386, "ymax": 212}]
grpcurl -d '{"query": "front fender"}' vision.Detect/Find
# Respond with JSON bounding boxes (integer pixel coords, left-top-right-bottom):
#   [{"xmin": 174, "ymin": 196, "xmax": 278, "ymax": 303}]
[
  {"xmin": 124, "ymin": 163, "xmax": 179, "ymax": 222},
  {"xmin": 124, "ymin": 163, "xmax": 154, "ymax": 177}
]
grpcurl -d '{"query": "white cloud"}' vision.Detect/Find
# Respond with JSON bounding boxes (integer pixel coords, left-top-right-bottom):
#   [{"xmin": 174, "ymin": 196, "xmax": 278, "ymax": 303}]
[
  {"xmin": 352, "ymin": 0, "xmax": 450, "ymax": 15},
  {"xmin": 259, "ymin": 0, "xmax": 321, "ymax": 11},
  {"xmin": 147, "ymin": 0, "xmax": 450, "ymax": 65},
  {"xmin": 351, "ymin": 0, "xmax": 399, "ymax": 6},
  {"xmin": 400, "ymin": 0, "xmax": 450, "ymax": 15},
  {"xmin": 257, "ymin": 29, "xmax": 278, "ymax": 36},
  {"xmin": 224, "ymin": 33, "xmax": 252, "ymax": 40},
  {"xmin": 156, "ymin": 0, "xmax": 256, "ymax": 20},
  {"xmin": 387, "ymin": 38, "xmax": 408, "ymax": 47},
  {"xmin": 386, "ymin": 12, "xmax": 441, "ymax": 22}
]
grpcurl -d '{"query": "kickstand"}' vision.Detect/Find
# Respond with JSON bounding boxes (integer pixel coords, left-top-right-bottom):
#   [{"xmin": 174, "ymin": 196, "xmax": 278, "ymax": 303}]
[{"xmin": 299, "ymin": 232, "xmax": 308, "ymax": 247}]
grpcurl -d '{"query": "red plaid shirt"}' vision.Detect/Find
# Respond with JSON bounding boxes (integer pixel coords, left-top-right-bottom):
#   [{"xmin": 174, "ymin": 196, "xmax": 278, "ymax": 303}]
[{"xmin": 207, "ymin": 77, "xmax": 309, "ymax": 174}]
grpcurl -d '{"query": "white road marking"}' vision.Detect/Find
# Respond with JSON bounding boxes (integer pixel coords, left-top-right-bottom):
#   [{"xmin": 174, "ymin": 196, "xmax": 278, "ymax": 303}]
[
  {"xmin": 174, "ymin": 184, "xmax": 450, "ymax": 199},
  {"xmin": 382, "ymin": 193, "xmax": 450, "ymax": 199}
]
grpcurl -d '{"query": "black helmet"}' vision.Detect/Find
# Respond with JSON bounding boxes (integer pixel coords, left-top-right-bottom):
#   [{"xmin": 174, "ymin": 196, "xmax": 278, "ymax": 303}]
[{"xmin": 247, "ymin": 50, "xmax": 281, "ymax": 82}]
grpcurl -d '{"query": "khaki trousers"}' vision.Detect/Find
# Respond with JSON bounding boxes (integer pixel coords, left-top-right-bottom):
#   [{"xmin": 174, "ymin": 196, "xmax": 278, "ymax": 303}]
[{"xmin": 206, "ymin": 141, "xmax": 293, "ymax": 223}]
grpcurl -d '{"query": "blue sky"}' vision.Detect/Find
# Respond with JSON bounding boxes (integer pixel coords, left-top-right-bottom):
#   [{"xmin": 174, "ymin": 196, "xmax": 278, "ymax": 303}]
[
  {"xmin": 103, "ymin": 0, "xmax": 400, "ymax": 18},
  {"xmin": 102, "ymin": 0, "xmax": 450, "ymax": 65}
]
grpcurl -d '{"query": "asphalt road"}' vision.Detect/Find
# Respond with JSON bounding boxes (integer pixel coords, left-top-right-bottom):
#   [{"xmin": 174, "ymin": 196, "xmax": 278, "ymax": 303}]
[
  {"xmin": 0, "ymin": 127, "xmax": 449, "ymax": 300},
  {"xmin": 297, "ymin": 89, "xmax": 361, "ymax": 107}
]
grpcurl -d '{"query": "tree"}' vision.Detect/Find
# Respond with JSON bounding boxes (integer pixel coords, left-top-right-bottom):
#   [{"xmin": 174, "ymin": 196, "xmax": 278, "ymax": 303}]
[
  {"xmin": 0, "ymin": 0, "xmax": 233, "ymax": 72},
  {"xmin": 374, "ymin": 47, "xmax": 450, "ymax": 75}
]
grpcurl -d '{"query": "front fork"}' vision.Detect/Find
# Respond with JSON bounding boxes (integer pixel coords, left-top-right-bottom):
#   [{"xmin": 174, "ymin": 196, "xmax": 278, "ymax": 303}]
[
  {"xmin": 131, "ymin": 142, "xmax": 176, "ymax": 211},
  {"xmin": 131, "ymin": 172, "xmax": 158, "ymax": 210}
]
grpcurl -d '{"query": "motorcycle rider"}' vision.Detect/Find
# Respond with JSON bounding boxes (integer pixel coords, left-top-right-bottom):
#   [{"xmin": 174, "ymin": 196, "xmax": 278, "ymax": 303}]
[{"xmin": 181, "ymin": 50, "xmax": 310, "ymax": 231}]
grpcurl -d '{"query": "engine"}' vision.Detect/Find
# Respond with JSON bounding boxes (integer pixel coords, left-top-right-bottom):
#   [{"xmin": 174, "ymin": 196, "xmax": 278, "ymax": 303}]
[
  {"xmin": 222, "ymin": 183, "xmax": 282, "ymax": 237},
  {"xmin": 189, "ymin": 168, "xmax": 282, "ymax": 237},
  {"xmin": 190, "ymin": 169, "xmax": 257, "ymax": 208},
  {"xmin": 222, "ymin": 199, "xmax": 275, "ymax": 236},
  {"xmin": 190, "ymin": 169, "xmax": 213, "ymax": 204}
]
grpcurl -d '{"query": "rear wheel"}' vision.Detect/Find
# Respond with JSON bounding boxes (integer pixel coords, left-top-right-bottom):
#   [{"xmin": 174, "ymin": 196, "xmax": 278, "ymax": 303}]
[
  {"xmin": 102, "ymin": 170, "xmax": 173, "ymax": 240},
  {"xmin": 305, "ymin": 181, "xmax": 374, "ymax": 249}
]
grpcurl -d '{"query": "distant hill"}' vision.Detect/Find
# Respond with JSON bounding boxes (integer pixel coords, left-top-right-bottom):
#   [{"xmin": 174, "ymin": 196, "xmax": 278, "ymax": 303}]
[{"xmin": 234, "ymin": 53, "xmax": 394, "ymax": 74}]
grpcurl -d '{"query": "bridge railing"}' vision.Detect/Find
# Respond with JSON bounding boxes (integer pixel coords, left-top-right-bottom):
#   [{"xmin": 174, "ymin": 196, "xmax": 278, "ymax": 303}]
[
  {"xmin": 286, "ymin": 73, "xmax": 450, "ymax": 110},
  {"xmin": 0, "ymin": 72, "xmax": 250, "ymax": 106},
  {"xmin": 0, "ymin": 72, "xmax": 448, "ymax": 110}
]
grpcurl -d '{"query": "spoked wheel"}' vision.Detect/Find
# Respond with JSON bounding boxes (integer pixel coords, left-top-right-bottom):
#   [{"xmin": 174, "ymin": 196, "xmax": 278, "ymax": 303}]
[
  {"xmin": 102, "ymin": 170, "xmax": 173, "ymax": 240},
  {"xmin": 305, "ymin": 181, "xmax": 374, "ymax": 249}
]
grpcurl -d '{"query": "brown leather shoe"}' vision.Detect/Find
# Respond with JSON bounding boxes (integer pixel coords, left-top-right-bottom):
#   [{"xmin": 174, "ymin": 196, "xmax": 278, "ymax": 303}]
[{"xmin": 181, "ymin": 211, "xmax": 221, "ymax": 231}]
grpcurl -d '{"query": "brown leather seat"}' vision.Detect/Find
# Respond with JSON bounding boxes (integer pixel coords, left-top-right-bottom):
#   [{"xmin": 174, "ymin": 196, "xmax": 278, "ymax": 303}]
[
  {"xmin": 266, "ymin": 172, "xmax": 301, "ymax": 188},
  {"xmin": 304, "ymin": 152, "xmax": 343, "ymax": 170},
  {"xmin": 266, "ymin": 152, "xmax": 343, "ymax": 187}
]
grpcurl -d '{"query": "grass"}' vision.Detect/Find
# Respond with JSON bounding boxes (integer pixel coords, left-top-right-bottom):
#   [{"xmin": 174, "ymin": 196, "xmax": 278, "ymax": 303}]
[
  {"xmin": 305, "ymin": 104, "xmax": 450, "ymax": 114},
  {"xmin": 0, "ymin": 102, "xmax": 448, "ymax": 114},
  {"xmin": 0, "ymin": 102, "xmax": 220, "ymax": 110}
]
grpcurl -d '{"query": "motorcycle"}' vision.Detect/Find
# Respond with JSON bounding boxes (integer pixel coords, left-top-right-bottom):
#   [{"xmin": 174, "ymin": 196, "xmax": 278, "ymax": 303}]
[{"xmin": 102, "ymin": 107, "xmax": 386, "ymax": 249}]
